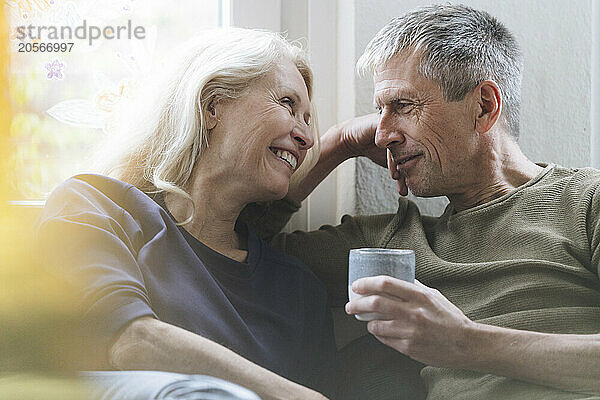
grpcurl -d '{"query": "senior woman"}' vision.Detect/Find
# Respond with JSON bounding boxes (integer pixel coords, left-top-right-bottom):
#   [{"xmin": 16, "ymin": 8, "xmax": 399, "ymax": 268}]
[{"xmin": 36, "ymin": 28, "xmax": 335, "ymax": 400}]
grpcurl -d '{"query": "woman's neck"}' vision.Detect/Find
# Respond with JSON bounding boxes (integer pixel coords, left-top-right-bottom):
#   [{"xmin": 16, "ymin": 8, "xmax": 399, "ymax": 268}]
[{"xmin": 164, "ymin": 173, "xmax": 249, "ymax": 262}]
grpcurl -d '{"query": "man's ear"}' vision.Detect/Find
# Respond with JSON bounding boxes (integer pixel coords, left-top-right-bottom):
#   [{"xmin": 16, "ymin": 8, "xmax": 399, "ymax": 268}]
[
  {"xmin": 474, "ymin": 80, "xmax": 502, "ymax": 134},
  {"xmin": 205, "ymin": 98, "xmax": 219, "ymax": 130}
]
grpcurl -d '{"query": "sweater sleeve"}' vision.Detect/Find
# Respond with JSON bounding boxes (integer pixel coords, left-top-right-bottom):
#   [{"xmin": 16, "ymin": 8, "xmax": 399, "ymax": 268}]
[
  {"xmin": 35, "ymin": 178, "xmax": 156, "ymax": 357},
  {"xmin": 241, "ymin": 198, "xmax": 371, "ymax": 305},
  {"xmin": 239, "ymin": 197, "xmax": 301, "ymax": 240},
  {"xmin": 586, "ymin": 184, "xmax": 600, "ymax": 279}
]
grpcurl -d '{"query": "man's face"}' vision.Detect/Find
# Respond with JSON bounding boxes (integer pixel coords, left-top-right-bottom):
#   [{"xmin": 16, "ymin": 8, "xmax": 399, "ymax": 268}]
[{"xmin": 373, "ymin": 52, "xmax": 480, "ymax": 197}]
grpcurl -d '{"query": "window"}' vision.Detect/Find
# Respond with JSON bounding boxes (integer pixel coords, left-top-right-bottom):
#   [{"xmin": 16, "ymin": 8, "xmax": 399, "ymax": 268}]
[{"xmin": 7, "ymin": 0, "xmax": 224, "ymax": 200}]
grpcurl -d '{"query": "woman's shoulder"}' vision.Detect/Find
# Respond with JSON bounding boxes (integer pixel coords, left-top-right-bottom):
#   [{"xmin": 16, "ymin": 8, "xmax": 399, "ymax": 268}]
[
  {"xmin": 37, "ymin": 175, "xmax": 178, "ymax": 255},
  {"xmin": 41, "ymin": 174, "xmax": 160, "ymax": 224},
  {"xmin": 50, "ymin": 173, "xmax": 135, "ymax": 203}
]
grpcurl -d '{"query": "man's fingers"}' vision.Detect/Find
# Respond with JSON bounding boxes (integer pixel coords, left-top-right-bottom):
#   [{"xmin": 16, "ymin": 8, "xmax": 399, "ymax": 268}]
[
  {"xmin": 387, "ymin": 149, "xmax": 400, "ymax": 179},
  {"xmin": 351, "ymin": 275, "xmax": 416, "ymax": 298},
  {"xmin": 386, "ymin": 148, "xmax": 409, "ymax": 196},
  {"xmin": 372, "ymin": 335, "xmax": 411, "ymax": 355},
  {"xmin": 396, "ymin": 177, "xmax": 408, "ymax": 196},
  {"xmin": 414, "ymin": 279, "xmax": 428, "ymax": 288},
  {"xmin": 367, "ymin": 319, "xmax": 410, "ymax": 337},
  {"xmin": 345, "ymin": 293, "xmax": 409, "ymax": 318}
]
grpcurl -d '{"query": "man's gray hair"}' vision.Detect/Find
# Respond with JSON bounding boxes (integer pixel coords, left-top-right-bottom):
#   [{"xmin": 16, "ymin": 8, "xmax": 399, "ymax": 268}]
[{"xmin": 357, "ymin": 4, "xmax": 524, "ymax": 139}]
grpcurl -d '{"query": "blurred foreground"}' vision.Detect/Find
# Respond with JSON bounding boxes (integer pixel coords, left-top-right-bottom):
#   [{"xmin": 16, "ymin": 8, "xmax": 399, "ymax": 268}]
[{"xmin": 0, "ymin": 3, "xmax": 93, "ymax": 399}]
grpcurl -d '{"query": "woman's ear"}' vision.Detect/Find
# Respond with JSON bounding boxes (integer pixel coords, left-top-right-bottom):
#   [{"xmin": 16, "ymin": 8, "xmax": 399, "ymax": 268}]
[
  {"xmin": 205, "ymin": 99, "xmax": 219, "ymax": 130},
  {"xmin": 474, "ymin": 80, "xmax": 502, "ymax": 134}
]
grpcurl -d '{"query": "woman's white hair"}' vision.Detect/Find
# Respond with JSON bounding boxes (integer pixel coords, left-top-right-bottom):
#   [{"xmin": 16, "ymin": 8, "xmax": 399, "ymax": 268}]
[
  {"xmin": 102, "ymin": 27, "xmax": 319, "ymax": 214},
  {"xmin": 357, "ymin": 4, "xmax": 523, "ymax": 140}
]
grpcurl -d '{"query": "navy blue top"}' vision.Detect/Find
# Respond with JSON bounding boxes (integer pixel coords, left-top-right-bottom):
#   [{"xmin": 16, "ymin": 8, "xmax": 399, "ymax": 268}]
[{"xmin": 36, "ymin": 174, "xmax": 335, "ymax": 391}]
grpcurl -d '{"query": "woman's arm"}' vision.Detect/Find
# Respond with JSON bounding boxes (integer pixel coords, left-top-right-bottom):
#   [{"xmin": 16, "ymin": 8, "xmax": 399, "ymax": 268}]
[
  {"xmin": 37, "ymin": 177, "xmax": 328, "ymax": 399},
  {"xmin": 287, "ymin": 113, "xmax": 382, "ymax": 204},
  {"xmin": 110, "ymin": 317, "xmax": 328, "ymax": 400}
]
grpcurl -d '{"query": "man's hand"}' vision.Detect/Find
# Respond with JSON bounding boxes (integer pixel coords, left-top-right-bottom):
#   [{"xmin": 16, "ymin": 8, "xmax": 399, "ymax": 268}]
[
  {"xmin": 346, "ymin": 276, "xmax": 600, "ymax": 395},
  {"xmin": 336, "ymin": 114, "xmax": 409, "ymax": 196},
  {"xmin": 345, "ymin": 276, "xmax": 474, "ymax": 368},
  {"xmin": 287, "ymin": 113, "xmax": 383, "ymax": 203},
  {"xmin": 336, "ymin": 113, "xmax": 385, "ymax": 167},
  {"xmin": 387, "ymin": 149, "xmax": 409, "ymax": 196}
]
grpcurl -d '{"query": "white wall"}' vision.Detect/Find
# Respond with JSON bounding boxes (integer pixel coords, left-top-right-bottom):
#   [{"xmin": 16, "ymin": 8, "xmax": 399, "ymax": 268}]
[
  {"xmin": 592, "ymin": 0, "xmax": 600, "ymax": 167},
  {"xmin": 229, "ymin": 0, "xmax": 341, "ymax": 231}
]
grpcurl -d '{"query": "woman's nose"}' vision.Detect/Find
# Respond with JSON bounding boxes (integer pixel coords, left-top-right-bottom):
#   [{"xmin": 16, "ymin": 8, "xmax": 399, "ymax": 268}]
[{"xmin": 292, "ymin": 125, "xmax": 314, "ymax": 150}]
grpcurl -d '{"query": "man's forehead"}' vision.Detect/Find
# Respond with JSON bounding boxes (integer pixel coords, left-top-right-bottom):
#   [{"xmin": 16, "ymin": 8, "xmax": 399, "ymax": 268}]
[
  {"xmin": 373, "ymin": 74, "xmax": 418, "ymax": 102},
  {"xmin": 373, "ymin": 55, "xmax": 418, "ymax": 88},
  {"xmin": 372, "ymin": 53, "xmax": 439, "ymax": 102},
  {"xmin": 374, "ymin": 51, "xmax": 419, "ymax": 76},
  {"xmin": 374, "ymin": 64, "xmax": 409, "ymax": 79},
  {"xmin": 374, "ymin": 85, "xmax": 413, "ymax": 103}
]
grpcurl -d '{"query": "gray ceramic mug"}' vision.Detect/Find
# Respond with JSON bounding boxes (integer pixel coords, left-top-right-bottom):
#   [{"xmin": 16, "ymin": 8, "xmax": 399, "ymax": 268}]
[{"xmin": 348, "ymin": 248, "xmax": 415, "ymax": 321}]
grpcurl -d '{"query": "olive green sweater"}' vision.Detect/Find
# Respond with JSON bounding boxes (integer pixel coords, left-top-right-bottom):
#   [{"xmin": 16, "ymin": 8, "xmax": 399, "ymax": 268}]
[{"xmin": 242, "ymin": 164, "xmax": 600, "ymax": 399}]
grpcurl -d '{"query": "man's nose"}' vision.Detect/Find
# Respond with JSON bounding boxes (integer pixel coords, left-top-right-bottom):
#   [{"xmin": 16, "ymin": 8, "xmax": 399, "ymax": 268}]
[
  {"xmin": 292, "ymin": 125, "xmax": 314, "ymax": 150},
  {"xmin": 374, "ymin": 110, "xmax": 405, "ymax": 149}
]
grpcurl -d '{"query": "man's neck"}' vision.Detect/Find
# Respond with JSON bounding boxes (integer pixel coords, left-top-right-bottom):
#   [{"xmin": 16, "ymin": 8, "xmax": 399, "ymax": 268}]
[{"xmin": 448, "ymin": 135, "xmax": 544, "ymax": 212}]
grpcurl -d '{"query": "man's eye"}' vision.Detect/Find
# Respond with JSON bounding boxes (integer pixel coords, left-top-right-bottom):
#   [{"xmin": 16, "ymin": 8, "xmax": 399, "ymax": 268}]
[
  {"xmin": 375, "ymin": 105, "xmax": 382, "ymax": 114},
  {"xmin": 395, "ymin": 101, "xmax": 413, "ymax": 113}
]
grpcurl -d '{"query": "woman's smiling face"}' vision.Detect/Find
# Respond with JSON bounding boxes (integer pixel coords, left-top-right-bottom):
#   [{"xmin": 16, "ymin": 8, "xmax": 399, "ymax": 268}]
[{"xmin": 201, "ymin": 57, "xmax": 314, "ymax": 202}]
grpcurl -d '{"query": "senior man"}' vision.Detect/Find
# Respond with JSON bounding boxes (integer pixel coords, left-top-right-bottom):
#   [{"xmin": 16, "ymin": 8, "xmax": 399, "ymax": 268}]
[{"xmin": 242, "ymin": 4, "xmax": 600, "ymax": 399}]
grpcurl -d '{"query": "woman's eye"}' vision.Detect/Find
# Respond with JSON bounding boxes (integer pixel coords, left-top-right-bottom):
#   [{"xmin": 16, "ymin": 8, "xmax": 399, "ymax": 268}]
[
  {"xmin": 281, "ymin": 97, "xmax": 295, "ymax": 109},
  {"xmin": 375, "ymin": 105, "xmax": 382, "ymax": 114}
]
